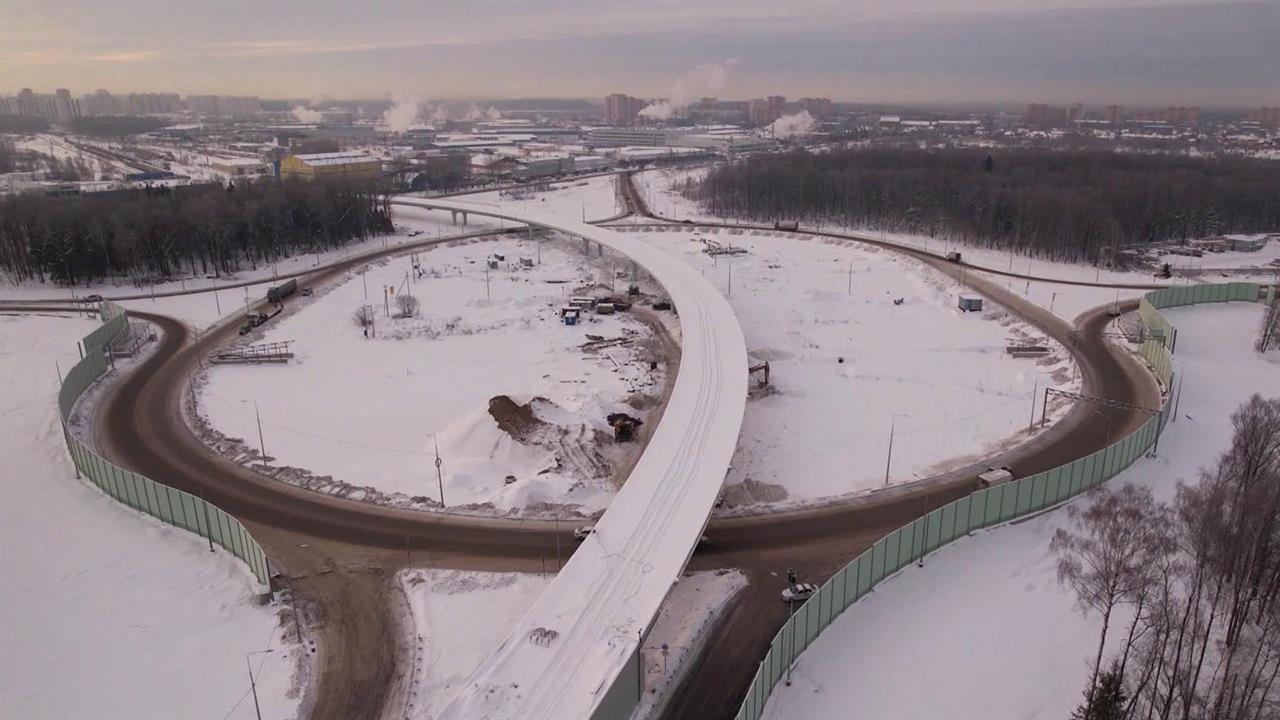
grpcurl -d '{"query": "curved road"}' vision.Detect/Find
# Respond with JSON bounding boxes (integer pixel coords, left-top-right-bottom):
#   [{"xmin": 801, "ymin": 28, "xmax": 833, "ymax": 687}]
[{"xmin": 58, "ymin": 175, "xmax": 1161, "ymax": 719}]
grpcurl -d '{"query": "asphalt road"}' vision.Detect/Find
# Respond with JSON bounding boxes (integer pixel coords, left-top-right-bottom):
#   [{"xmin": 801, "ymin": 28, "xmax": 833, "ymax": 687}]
[{"xmin": 55, "ymin": 175, "xmax": 1162, "ymax": 718}]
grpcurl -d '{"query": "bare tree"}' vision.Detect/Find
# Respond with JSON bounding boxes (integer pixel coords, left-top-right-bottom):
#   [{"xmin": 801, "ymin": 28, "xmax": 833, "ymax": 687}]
[
  {"xmin": 352, "ymin": 305, "xmax": 374, "ymax": 328},
  {"xmin": 395, "ymin": 294, "xmax": 420, "ymax": 318},
  {"xmin": 1053, "ymin": 484, "xmax": 1173, "ymax": 709}
]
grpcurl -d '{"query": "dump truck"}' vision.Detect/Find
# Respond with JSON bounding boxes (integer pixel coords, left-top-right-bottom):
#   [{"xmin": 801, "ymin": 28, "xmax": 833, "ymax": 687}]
[{"xmin": 267, "ymin": 279, "xmax": 297, "ymax": 304}]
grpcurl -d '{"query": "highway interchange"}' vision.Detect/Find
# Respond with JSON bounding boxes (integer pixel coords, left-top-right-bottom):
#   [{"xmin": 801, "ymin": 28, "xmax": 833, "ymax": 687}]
[{"xmin": 8, "ymin": 172, "xmax": 1170, "ymax": 720}]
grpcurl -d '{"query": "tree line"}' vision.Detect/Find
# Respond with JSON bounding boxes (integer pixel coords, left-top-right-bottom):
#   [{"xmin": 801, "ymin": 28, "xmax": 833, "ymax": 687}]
[
  {"xmin": 1054, "ymin": 395, "xmax": 1280, "ymax": 719},
  {"xmin": 685, "ymin": 148, "xmax": 1280, "ymax": 263},
  {"xmin": 0, "ymin": 177, "xmax": 392, "ymax": 285}
]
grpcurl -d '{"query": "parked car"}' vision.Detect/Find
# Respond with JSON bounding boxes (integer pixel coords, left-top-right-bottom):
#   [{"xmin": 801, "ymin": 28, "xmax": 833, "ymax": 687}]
[
  {"xmin": 573, "ymin": 525, "xmax": 595, "ymax": 541},
  {"xmin": 83, "ymin": 294, "xmax": 103, "ymax": 303},
  {"xmin": 781, "ymin": 583, "xmax": 818, "ymax": 603}
]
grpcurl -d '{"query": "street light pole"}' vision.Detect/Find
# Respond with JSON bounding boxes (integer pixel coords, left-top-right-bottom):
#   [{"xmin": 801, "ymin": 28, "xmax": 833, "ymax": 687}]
[
  {"xmin": 243, "ymin": 399, "xmax": 266, "ymax": 462},
  {"xmin": 1094, "ymin": 408, "xmax": 1113, "ymax": 446},
  {"xmin": 884, "ymin": 413, "xmax": 908, "ymax": 486},
  {"xmin": 246, "ymin": 649, "xmax": 273, "ymax": 720},
  {"xmin": 430, "ymin": 434, "xmax": 445, "ymax": 507}
]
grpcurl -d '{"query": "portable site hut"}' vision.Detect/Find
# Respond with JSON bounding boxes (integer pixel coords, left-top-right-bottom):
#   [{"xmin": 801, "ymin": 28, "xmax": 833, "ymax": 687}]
[{"xmin": 958, "ymin": 296, "xmax": 983, "ymax": 312}]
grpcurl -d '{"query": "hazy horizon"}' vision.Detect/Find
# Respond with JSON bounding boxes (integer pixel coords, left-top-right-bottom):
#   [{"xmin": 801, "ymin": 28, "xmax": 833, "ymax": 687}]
[{"xmin": 2, "ymin": 0, "xmax": 1277, "ymax": 107}]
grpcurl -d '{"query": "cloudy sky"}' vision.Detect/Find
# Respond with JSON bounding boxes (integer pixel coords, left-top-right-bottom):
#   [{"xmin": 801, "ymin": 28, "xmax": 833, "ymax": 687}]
[{"xmin": 2, "ymin": 0, "xmax": 1276, "ymax": 106}]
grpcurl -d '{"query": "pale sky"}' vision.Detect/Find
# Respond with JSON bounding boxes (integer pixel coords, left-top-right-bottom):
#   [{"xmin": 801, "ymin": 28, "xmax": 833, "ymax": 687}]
[{"xmin": 1, "ymin": 0, "xmax": 1276, "ymax": 107}]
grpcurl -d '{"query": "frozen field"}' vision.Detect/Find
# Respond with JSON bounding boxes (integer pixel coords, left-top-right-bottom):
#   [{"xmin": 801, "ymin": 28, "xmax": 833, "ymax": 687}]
[
  {"xmin": 197, "ymin": 234, "xmax": 667, "ymax": 516},
  {"xmin": 627, "ymin": 225, "xmax": 1079, "ymax": 506},
  {"xmin": 762, "ymin": 302, "xmax": 1271, "ymax": 719},
  {"xmin": 0, "ymin": 313, "xmax": 303, "ymax": 720}
]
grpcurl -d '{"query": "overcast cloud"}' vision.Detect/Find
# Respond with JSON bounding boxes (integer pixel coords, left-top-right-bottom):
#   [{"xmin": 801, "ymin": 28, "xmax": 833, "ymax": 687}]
[{"xmin": 1, "ymin": 0, "xmax": 1276, "ymax": 106}]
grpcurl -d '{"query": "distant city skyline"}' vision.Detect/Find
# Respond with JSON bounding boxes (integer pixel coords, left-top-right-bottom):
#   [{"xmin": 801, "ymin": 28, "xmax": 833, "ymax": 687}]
[{"xmin": 2, "ymin": 0, "xmax": 1276, "ymax": 107}]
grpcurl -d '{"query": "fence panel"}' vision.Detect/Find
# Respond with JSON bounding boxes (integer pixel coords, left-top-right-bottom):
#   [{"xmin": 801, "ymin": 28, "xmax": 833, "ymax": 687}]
[
  {"xmin": 737, "ymin": 283, "xmax": 1263, "ymax": 718},
  {"xmin": 54, "ymin": 308, "xmax": 273, "ymax": 590}
]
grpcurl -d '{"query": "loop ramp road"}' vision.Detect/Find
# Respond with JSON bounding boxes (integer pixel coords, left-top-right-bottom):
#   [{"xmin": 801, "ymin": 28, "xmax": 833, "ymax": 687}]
[{"xmin": 392, "ymin": 196, "xmax": 749, "ymax": 719}]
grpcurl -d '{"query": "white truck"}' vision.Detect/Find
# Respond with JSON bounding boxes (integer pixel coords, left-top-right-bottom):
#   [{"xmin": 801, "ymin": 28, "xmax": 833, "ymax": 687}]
[{"xmin": 977, "ymin": 466, "xmax": 1015, "ymax": 489}]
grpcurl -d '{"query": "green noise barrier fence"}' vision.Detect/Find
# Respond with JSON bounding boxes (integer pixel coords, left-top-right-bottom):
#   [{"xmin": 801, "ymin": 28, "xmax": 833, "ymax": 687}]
[
  {"xmin": 735, "ymin": 281, "xmax": 1266, "ymax": 720},
  {"xmin": 58, "ymin": 301, "xmax": 271, "ymax": 590}
]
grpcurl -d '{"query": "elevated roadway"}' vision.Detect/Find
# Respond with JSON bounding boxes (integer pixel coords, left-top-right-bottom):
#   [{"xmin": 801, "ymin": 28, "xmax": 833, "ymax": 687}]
[{"xmin": 392, "ymin": 195, "xmax": 749, "ymax": 719}]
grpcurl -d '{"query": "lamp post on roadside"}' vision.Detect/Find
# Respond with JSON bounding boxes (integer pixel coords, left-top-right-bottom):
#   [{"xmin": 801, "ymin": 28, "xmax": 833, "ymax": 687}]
[
  {"xmin": 246, "ymin": 648, "xmax": 273, "ymax": 720},
  {"xmin": 1093, "ymin": 407, "xmax": 1113, "ymax": 447},
  {"xmin": 884, "ymin": 413, "xmax": 909, "ymax": 486},
  {"xmin": 428, "ymin": 433, "xmax": 445, "ymax": 507},
  {"xmin": 241, "ymin": 399, "xmax": 266, "ymax": 463}
]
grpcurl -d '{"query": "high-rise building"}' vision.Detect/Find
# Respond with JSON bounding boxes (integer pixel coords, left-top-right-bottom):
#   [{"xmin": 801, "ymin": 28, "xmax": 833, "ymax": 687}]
[
  {"xmin": 1244, "ymin": 107, "xmax": 1280, "ymax": 130},
  {"xmin": 748, "ymin": 99, "xmax": 770, "ymax": 125},
  {"xmin": 767, "ymin": 95, "xmax": 786, "ymax": 123},
  {"xmin": 126, "ymin": 93, "xmax": 179, "ymax": 115},
  {"xmin": 82, "ymin": 89, "xmax": 121, "ymax": 116},
  {"xmin": 1065, "ymin": 103, "xmax": 1084, "ymax": 127},
  {"xmin": 603, "ymin": 93, "xmax": 649, "ymax": 125},
  {"xmin": 1162, "ymin": 106, "xmax": 1200, "ymax": 127},
  {"xmin": 185, "ymin": 95, "xmax": 261, "ymax": 117},
  {"xmin": 1024, "ymin": 103, "xmax": 1068, "ymax": 129},
  {"xmin": 1105, "ymin": 105, "xmax": 1122, "ymax": 126},
  {"xmin": 798, "ymin": 97, "xmax": 833, "ymax": 119}
]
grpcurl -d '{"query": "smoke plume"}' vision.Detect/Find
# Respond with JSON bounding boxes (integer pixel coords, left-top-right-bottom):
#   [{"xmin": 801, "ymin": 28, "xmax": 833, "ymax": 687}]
[
  {"xmin": 382, "ymin": 95, "xmax": 422, "ymax": 133},
  {"xmin": 291, "ymin": 106, "xmax": 323, "ymax": 123},
  {"xmin": 769, "ymin": 111, "xmax": 817, "ymax": 139}
]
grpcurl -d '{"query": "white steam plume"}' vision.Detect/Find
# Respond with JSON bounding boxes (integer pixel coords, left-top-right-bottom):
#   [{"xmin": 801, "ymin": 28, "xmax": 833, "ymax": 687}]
[
  {"xmin": 382, "ymin": 96, "xmax": 422, "ymax": 133},
  {"xmin": 291, "ymin": 106, "xmax": 323, "ymax": 123},
  {"xmin": 769, "ymin": 111, "xmax": 817, "ymax": 139},
  {"xmin": 638, "ymin": 102, "xmax": 673, "ymax": 120}
]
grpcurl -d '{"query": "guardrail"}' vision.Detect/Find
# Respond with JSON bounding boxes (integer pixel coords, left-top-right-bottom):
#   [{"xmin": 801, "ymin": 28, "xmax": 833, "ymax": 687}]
[
  {"xmin": 58, "ymin": 300, "xmax": 271, "ymax": 592},
  {"xmin": 734, "ymin": 281, "xmax": 1267, "ymax": 720}
]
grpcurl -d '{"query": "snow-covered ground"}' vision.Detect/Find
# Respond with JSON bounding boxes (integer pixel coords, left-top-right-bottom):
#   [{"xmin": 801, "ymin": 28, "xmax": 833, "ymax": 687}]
[
  {"xmin": 761, "ymin": 301, "xmax": 1272, "ymax": 719},
  {"xmin": 631, "ymin": 167, "xmax": 1277, "ymax": 324},
  {"xmin": 398, "ymin": 569, "xmax": 555, "ymax": 719},
  {"xmin": 395, "ymin": 567, "xmax": 744, "ymax": 720},
  {"xmin": 197, "ymin": 234, "xmax": 666, "ymax": 516},
  {"xmin": 441, "ymin": 173, "xmax": 624, "ymax": 223},
  {"xmin": 625, "ymin": 225, "xmax": 1078, "ymax": 506},
  {"xmin": 0, "ymin": 313, "xmax": 304, "ymax": 720}
]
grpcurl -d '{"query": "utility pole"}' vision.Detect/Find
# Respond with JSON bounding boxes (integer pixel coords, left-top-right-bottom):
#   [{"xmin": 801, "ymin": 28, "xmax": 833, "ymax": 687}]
[
  {"xmin": 554, "ymin": 513, "xmax": 561, "ymax": 571},
  {"xmin": 884, "ymin": 413, "xmax": 908, "ymax": 486},
  {"xmin": 1029, "ymin": 374, "xmax": 1040, "ymax": 432},
  {"xmin": 484, "ymin": 265, "xmax": 491, "ymax": 301},
  {"xmin": 432, "ymin": 434, "xmax": 445, "ymax": 507},
  {"xmin": 246, "ymin": 399, "xmax": 266, "ymax": 462},
  {"xmin": 246, "ymin": 649, "xmax": 273, "ymax": 720}
]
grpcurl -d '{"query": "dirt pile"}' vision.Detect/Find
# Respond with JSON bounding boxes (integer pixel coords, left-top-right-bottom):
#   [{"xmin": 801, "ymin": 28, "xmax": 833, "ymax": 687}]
[{"xmin": 488, "ymin": 395, "xmax": 548, "ymax": 441}]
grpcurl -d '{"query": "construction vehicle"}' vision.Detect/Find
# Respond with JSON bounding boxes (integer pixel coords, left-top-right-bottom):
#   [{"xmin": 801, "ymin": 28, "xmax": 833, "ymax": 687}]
[
  {"xmin": 238, "ymin": 308, "xmax": 281, "ymax": 335},
  {"xmin": 774, "ymin": 220, "xmax": 799, "ymax": 231},
  {"xmin": 946, "ymin": 251, "xmax": 962, "ymax": 263},
  {"xmin": 266, "ymin": 279, "xmax": 297, "ymax": 304}
]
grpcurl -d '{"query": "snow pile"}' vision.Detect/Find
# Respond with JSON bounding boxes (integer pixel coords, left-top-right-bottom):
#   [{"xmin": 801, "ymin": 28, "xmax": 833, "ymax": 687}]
[
  {"xmin": 761, "ymin": 301, "xmax": 1271, "ymax": 719},
  {"xmin": 0, "ymin": 314, "xmax": 304, "ymax": 719}
]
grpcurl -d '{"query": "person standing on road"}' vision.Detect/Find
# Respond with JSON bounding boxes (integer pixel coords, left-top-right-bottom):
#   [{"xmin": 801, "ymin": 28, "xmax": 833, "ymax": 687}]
[{"xmin": 787, "ymin": 568, "xmax": 797, "ymax": 586}]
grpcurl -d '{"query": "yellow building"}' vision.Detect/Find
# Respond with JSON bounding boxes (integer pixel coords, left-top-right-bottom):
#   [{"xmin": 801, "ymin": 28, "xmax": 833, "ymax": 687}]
[{"xmin": 279, "ymin": 151, "xmax": 381, "ymax": 181}]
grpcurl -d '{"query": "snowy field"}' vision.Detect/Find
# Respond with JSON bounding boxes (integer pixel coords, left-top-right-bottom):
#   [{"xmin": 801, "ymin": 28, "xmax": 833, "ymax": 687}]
[
  {"xmin": 440, "ymin": 173, "xmax": 624, "ymax": 223},
  {"xmin": 626, "ymin": 225, "xmax": 1078, "ymax": 506},
  {"xmin": 631, "ymin": 167, "xmax": 1277, "ymax": 324},
  {"xmin": 762, "ymin": 301, "xmax": 1272, "ymax": 719},
  {"xmin": 197, "ymin": 234, "xmax": 667, "ymax": 516},
  {"xmin": 0, "ymin": 313, "xmax": 303, "ymax": 720},
  {"xmin": 395, "ymin": 567, "xmax": 743, "ymax": 720}
]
